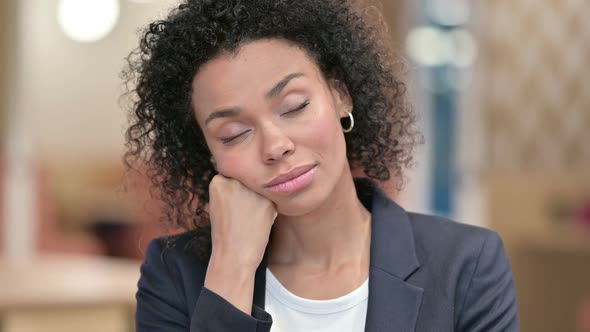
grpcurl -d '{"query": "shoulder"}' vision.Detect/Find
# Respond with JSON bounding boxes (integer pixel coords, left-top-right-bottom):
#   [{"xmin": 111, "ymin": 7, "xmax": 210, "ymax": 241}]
[
  {"xmin": 406, "ymin": 212, "xmax": 511, "ymax": 281},
  {"xmin": 404, "ymin": 212, "xmax": 509, "ymax": 293},
  {"xmin": 404, "ymin": 213, "xmax": 518, "ymax": 330},
  {"xmin": 142, "ymin": 231, "xmax": 208, "ymax": 286},
  {"xmin": 145, "ymin": 231, "xmax": 206, "ymax": 266},
  {"xmin": 138, "ymin": 231, "xmax": 208, "ymax": 317},
  {"xmin": 407, "ymin": 212, "xmax": 501, "ymax": 256}
]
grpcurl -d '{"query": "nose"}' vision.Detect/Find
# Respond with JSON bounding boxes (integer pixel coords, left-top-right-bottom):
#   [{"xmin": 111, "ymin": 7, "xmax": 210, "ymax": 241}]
[{"xmin": 261, "ymin": 124, "xmax": 295, "ymax": 164}]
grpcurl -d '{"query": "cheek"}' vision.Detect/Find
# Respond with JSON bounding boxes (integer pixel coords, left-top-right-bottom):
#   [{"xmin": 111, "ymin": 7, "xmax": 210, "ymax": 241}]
[
  {"xmin": 299, "ymin": 110, "xmax": 345, "ymax": 157},
  {"xmin": 215, "ymin": 151, "xmax": 257, "ymax": 182}
]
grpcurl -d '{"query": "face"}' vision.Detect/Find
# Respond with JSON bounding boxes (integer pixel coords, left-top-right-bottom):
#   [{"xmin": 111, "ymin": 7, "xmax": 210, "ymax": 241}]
[{"xmin": 192, "ymin": 38, "xmax": 352, "ymax": 216}]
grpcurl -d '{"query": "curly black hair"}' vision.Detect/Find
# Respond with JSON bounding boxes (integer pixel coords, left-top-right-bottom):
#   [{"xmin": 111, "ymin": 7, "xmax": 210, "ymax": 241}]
[{"xmin": 122, "ymin": 0, "xmax": 420, "ymax": 261}]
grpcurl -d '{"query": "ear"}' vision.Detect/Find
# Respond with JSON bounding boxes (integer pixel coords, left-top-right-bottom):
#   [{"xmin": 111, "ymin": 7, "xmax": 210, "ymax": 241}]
[{"xmin": 327, "ymin": 76, "xmax": 353, "ymax": 119}]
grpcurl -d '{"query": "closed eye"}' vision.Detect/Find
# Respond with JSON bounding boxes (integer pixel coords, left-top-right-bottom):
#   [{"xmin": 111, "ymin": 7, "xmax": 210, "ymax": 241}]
[
  {"xmin": 281, "ymin": 100, "xmax": 310, "ymax": 117},
  {"xmin": 220, "ymin": 100, "xmax": 309, "ymax": 144},
  {"xmin": 221, "ymin": 129, "xmax": 252, "ymax": 144}
]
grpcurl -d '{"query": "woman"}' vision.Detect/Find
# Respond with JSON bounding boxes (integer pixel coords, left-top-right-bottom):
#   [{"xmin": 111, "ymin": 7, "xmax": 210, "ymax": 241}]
[{"xmin": 124, "ymin": 0, "xmax": 519, "ymax": 331}]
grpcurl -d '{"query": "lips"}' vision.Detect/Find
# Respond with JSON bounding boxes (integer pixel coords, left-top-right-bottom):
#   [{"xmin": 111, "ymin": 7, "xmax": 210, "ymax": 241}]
[{"xmin": 264, "ymin": 164, "xmax": 317, "ymax": 187}]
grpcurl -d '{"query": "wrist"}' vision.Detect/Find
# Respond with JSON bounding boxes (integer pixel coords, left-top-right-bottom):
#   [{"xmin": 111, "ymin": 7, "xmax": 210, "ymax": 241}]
[
  {"xmin": 209, "ymin": 249, "xmax": 262, "ymax": 273},
  {"xmin": 204, "ymin": 263, "xmax": 255, "ymax": 289},
  {"xmin": 204, "ymin": 254, "xmax": 257, "ymax": 315}
]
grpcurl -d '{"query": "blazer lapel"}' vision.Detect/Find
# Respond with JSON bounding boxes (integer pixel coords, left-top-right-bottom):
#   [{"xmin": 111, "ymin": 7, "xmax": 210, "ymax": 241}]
[
  {"xmin": 364, "ymin": 267, "xmax": 423, "ymax": 332},
  {"xmin": 358, "ymin": 178, "xmax": 423, "ymax": 332}
]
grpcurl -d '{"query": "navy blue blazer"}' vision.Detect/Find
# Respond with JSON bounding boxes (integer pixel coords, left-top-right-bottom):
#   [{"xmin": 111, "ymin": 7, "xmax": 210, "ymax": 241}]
[{"xmin": 136, "ymin": 178, "xmax": 519, "ymax": 331}]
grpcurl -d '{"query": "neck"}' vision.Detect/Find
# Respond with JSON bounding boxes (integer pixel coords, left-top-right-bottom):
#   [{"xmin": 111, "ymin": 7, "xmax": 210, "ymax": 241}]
[{"xmin": 267, "ymin": 170, "xmax": 372, "ymax": 271}]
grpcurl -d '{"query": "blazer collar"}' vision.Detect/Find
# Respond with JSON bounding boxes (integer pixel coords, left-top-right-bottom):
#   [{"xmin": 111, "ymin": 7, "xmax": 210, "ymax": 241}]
[{"xmin": 254, "ymin": 177, "xmax": 423, "ymax": 331}]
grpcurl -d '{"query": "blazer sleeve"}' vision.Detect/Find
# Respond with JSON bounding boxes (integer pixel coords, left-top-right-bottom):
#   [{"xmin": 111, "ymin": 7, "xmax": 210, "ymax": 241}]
[
  {"xmin": 455, "ymin": 232, "xmax": 520, "ymax": 331},
  {"xmin": 136, "ymin": 239, "xmax": 273, "ymax": 332}
]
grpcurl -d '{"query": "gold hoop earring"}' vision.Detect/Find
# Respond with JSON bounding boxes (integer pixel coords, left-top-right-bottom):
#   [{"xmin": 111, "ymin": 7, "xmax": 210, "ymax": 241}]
[{"xmin": 342, "ymin": 111, "xmax": 354, "ymax": 133}]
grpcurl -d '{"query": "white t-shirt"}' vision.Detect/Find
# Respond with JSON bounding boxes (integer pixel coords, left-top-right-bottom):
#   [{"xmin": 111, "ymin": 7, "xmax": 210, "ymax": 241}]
[{"xmin": 264, "ymin": 268, "xmax": 369, "ymax": 332}]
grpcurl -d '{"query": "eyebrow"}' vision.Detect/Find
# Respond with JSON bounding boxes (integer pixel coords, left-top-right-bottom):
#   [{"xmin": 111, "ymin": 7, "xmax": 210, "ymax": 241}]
[
  {"xmin": 265, "ymin": 72, "xmax": 305, "ymax": 99},
  {"xmin": 204, "ymin": 107, "xmax": 241, "ymax": 126},
  {"xmin": 204, "ymin": 72, "xmax": 305, "ymax": 126}
]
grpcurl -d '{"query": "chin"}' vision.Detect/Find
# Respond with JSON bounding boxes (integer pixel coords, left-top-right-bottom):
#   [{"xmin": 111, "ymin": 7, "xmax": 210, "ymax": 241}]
[
  {"xmin": 273, "ymin": 185, "xmax": 329, "ymax": 217},
  {"xmin": 275, "ymin": 203, "xmax": 315, "ymax": 217}
]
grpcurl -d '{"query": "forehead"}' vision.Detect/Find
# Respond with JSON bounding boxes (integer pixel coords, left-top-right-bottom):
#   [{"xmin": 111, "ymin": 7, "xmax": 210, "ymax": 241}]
[{"xmin": 191, "ymin": 39, "xmax": 323, "ymax": 114}]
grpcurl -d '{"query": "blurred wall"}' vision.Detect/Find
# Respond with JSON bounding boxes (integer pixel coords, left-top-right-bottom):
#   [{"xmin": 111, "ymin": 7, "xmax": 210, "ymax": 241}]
[
  {"xmin": 1, "ymin": 0, "xmax": 178, "ymax": 258},
  {"xmin": 0, "ymin": 0, "xmax": 16, "ymax": 141},
  {"xmin": 382, "ymin": 1, "xmax": 409, "ymax": 44},
  {"xmin": 9, "ymin": 0, "xmax": 177, "ymax": 167},
  {"xmin": 1, "ymin": 0, "xmax": 29, "ymax": 258},
  {"xmin": 378, "ymin": 0, "xmax": 435, "ymax": 215},
  {"xmin": 475, "ymin": 0, "xmax": 590, "ymax": 331}
]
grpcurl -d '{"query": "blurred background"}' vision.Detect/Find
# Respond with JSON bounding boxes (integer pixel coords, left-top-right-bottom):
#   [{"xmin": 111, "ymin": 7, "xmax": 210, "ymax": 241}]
[{"xmin": 0, "ymin": 0, "xmax": 588, "ymax": 331}]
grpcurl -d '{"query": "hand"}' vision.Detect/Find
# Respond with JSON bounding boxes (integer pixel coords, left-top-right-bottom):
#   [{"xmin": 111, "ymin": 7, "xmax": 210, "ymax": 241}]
[
  {"xmin": 208, "ymin": 174, "xmax": 277, "ymax": 271},
  {"xmin": 204, "ymin": 175, "xmax": 277, "ymax": 314}
]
